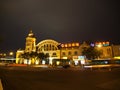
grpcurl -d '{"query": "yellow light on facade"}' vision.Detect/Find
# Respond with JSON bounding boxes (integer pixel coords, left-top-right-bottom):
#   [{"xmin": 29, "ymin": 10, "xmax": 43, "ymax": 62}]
[
  {"xmin": 62, "ymin": 57, "xmax": 68, "ymax": 59},
  {"xmin": 49, "ymin": 57, "xmax": 53, "ymax": 65},
  {"xmin": 9, "ymin": 52, "xmax": 13, "ymax": 56},
  {"xmin": 61, "ymin": 44, "xmax": 64, "ymax": 47},
  {"xmin": 28, "ymin": 60, "xmax": 31, "ymax": 64},
  {"xmin": 76, "ymin": 43, "xmax": 79, "ymax": 46},
  {"xmin": 65, "ymin": 44, "xmax": 67, "ymax": 47},
  {"xmin": 103, "ymin": 42, "xmax": 105, "ymax": 44},
  {"xmin": 42, "ymin": 60, "xmax": 46, "ymax": 64},
  {"xmin": 106, "ymin": 41, "xmax": 109, "ymax": 44},
  {"xmin": 56, "ymin": 61, "xmax": 60, "ymax": 65},
  {"xmin": 3, "ymin": 53, "xmax": 6, "ymax": 56},
  {"xmin": 99, "ymin": 42, "xmax": 102, "ymax": 45},
  {"xmin": 35, "ymin": 60, "xmax": 39, "ymax": 65},
  {"xmin": 114, "ymin": 56, "xmax": 120, "ymax": 59},
  {"xmin": 72, "ymin": 43, "xmax": 75, "ymax": 46},
  {"xmin": 68, "ymin": 44, "xmax": 71, "ymax": 47},
  {"xmin": 97, "ymin": 44, "xmax": 102, "ymax": 48}
]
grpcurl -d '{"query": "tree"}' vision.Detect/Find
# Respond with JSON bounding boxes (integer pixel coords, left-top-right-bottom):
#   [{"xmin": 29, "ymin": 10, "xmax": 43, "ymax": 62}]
[
  {"xmin": 29, "ymin": 51, "xmax": 38, "ymax": 59},
  {"xmin": 21, "ymin": 52, "xmax": 30, "ymax": 59},
  {"xmin": 37, "ymin": 53, "xmax": 45, "ymax": 60},
  {"xmin": 44, "ymin": 53, "xmax": 49, "ymax": 59},
  {"xmin": 20, "ymin": 51, "xmax": 49, "ymax": 64},
  {"xmin": 82, "ymin": 46, "xmax": 102, "ymax": 60}
]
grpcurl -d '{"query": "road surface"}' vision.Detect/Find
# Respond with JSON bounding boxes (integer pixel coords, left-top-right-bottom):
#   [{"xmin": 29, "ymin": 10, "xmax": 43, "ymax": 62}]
[{"xmin": 0, "ymin": 66, "xmax": 120, "ymax": 90}]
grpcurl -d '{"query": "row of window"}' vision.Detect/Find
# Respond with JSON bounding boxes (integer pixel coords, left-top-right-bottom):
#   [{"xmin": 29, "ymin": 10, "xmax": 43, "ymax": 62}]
[
  {"xmin": 62, "ymin": 51, "xmax": 78, "ymax": 56},
  {"xmin": 38, "ymin": 45, "xmax": 58, "ymax": 51},
  {"xmin": 46, "ymin": 51, "xmax": 78, "ymax": 57}
]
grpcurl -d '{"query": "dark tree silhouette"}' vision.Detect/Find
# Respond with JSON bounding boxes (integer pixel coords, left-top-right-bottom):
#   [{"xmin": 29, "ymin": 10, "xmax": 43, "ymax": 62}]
[{"xmin": 82, "ymin": 46, "xmax": 102, "ymax": 60}]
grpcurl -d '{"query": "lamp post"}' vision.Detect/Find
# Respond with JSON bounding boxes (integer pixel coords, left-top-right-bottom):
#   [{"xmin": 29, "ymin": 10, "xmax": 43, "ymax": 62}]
[
  {"xmin": 9, "ymin": 52, "xmax": 13, "ymax": 56},
  {"xmin": 9, "ymin": 52, "xmax": 14, "ymax": 63}
]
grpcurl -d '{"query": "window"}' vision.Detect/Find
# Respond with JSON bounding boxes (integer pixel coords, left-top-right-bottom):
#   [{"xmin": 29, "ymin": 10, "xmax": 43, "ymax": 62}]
[
  {"xmin": 68, "ymin": 51, "xmax": 71, "ymax": 55},
  {"xmin": 62, "ymin": 52, "xmax": 66, "ymax": 56},
  {"xmin": 53, "ymin": 53, "xmax": 57, "ymax": 56},
  {"xmin": 74, "ymin": 51, "xmax": 78, "ymax": 55}
]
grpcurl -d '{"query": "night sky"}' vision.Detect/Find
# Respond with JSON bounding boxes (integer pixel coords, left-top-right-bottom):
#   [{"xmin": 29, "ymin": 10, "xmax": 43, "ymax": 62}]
[{"xmin": 0, "ymin": 0, "xmax": 119, "ymax": 52}]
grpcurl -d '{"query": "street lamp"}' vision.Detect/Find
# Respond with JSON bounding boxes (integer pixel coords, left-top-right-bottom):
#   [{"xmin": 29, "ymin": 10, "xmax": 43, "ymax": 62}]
[
  {"xmin": 97, "ymin": 44, "xmax": 102, "ymax": 48},
  {"xmin": 9, "ymin": 52, "xmax": 14, "ymax": 56},
  {"xmin": 9, "ymin": 52, "xmax": 14, "ymax": 63}
]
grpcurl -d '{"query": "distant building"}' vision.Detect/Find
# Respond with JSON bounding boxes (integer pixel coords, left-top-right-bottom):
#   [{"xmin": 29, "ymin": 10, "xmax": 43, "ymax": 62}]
[{"xmin": 112, "ymin": 45, "xmax": 120, "ymax": 59}]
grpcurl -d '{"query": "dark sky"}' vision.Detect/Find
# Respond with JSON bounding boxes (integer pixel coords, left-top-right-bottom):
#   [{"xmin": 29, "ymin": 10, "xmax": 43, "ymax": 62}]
[{"xmin": 0, "ymin": 0, "xmax": 119, "ymax": 52}]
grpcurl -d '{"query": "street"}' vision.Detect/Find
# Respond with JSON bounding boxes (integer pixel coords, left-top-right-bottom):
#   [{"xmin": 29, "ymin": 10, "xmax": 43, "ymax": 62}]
[{"xmin": 0, "ymin": 66, "xmax": 120, "ymax": 90}]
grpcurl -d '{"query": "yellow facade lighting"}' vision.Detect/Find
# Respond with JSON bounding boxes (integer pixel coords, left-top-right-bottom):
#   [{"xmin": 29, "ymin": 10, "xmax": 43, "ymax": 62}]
[
  {"xmin": 106, "ymin": 41, "xmax": 109, "ymax": 44},
  {"xmin": 68, "ymin": 43, "xmax": 71, "ymax": 47},
  {"xmin": 9, "ymin": 52, "xmax": 14, "ymax": 56},
  {"xmin": 72, "ymin": 43, "xmax": 75, "ymax": 46},
  {"xmin": 103, "ymin": 42, "xmax": 105, "ymax": 44},
  {"xmin": 65, "ymin": 44, "xmax": 68, "ymax": 47},
  {"xmin": 76, "ymin": 43, "xmax": 79, "ymax": 46},
  {"xmin": 3, "ymin": 53, "xmax": 6, "ymax": 56},
  {"xmin": 97, "ymin": 44, "xmax": 102, "ymax": 48},
  {"xmin": 61, "ymin": 44, "xmax": 64, "ymax": 47}
]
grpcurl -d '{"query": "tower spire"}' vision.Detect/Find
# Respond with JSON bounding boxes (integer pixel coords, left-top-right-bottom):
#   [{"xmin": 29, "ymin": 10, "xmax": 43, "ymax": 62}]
[
  {"xmin": 25, "ymin": 29, "xmax": 36, "ymax": 52},
  {"xmin": 28, "ymin": 29, "xmax": 34, "ymax": 37}
]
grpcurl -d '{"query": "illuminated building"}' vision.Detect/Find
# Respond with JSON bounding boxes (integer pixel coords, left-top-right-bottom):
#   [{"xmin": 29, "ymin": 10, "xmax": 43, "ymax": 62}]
[
  {"xmin": 112, "ymin": 45, "xmax": 120, "ymax": 59},
  {"xmin": 25, "ymin": 30, "xmax": 36, "ymax": 52},
  {"xmin": 95, "ymin": 41, "xmax": 113, "ymax": 59},
  {"xmin": 16, "ymin": 30, "xmax": 120, "ymax": 65},
  {"xmin": 16, "ymin": 30, "xmax": 89, "ymax": 65}
]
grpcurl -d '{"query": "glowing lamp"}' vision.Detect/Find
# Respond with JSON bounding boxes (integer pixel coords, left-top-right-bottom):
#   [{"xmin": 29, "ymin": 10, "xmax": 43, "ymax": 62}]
[
  {"xmin": 61, "ymin": 44, "xmax": 64, "ymax": 47},
  {"xmin": 72, "ymin": 43, "xmax": 75, "ymax": 46},
  {"xmin": 76, "ymin": 43, "xmax": 79, "ymax": 46},
  {"xmin": 9, "ymin": 52, "xmax": 13, "ymax": 56},
  {"xmin": 97, "ymin": 44, "xmax": 102, "ymax": 48},
  {"xmin": 65, "ymin": 44, "xmax": 67, "ymax": 47},
  {"xmin": 68, "ymin": 44, "xmax": 71, "ymax": 47}
]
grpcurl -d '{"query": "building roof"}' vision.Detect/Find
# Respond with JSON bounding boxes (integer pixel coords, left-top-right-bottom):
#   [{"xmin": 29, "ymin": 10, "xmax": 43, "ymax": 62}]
[{"xmin": 27, "ymin": 30, "xmax": 35, "ymax": 38}]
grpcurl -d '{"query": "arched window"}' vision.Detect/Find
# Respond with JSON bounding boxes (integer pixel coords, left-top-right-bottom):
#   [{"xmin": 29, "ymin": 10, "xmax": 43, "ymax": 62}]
[
  {"xmin": 53, "ymin": 52, "xmax": 57, "ymax": 56},
  {"xmin": 74, "ymin": 51, "xmax": 78, "ymax": 55},
  {"xmin": 62, "ymin": 52, "xmax": 66, "ymax": 56},
  {"xmin": 68, "ymin": 51, "xmax": 71, "ymax": 55}
]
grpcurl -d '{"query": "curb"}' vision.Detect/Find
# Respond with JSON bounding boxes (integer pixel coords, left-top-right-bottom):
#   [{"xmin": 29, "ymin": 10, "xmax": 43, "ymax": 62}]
[{"xmin": 0, "ymin": 79, "xmax": 3, "ymax": 90}]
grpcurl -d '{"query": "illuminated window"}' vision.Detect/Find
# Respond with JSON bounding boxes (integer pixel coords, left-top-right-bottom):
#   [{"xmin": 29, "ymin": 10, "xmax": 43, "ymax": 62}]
[
  {"xmin": 65, "ymin": 44, "xmax": 67, "ymax": 47},
  {"xmin": 72, "ymin": 43, "xmax": 75, "ymax": 47},
  {"xmin": 68, "ymin": 44, "xmax": 71, "ymax": 47},
  {"xmin": 61, "ymin": 44, "xmax": 64, "ymax": 47},
  {"xmin": 76, "ymin": 43, "xmax": 79, "ymax": 46},
  {"xmin": 103, "ymin": 42, "xmax": 105, "ymax": 44}
]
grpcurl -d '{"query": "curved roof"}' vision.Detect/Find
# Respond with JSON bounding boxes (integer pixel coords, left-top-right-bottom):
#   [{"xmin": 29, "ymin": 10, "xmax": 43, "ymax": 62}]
[{"xmin": 36, "ymin": 39, "xmax": 60, "ymax": 46}]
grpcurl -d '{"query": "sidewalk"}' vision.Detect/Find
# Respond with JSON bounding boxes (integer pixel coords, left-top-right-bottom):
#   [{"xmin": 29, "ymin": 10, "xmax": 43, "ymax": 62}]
[{"xmin": 0, "ymin": 79, "xmax": 3, "ymax": 90}]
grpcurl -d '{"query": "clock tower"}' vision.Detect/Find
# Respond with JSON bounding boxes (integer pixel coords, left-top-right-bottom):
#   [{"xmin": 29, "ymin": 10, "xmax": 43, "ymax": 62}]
[{"xmin": 25, "ymin": 30, "xmax": 36, "ymax": 52}]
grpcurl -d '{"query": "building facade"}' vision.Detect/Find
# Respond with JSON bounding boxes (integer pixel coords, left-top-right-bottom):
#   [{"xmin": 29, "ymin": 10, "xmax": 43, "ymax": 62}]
[{"xmin": 16, "ymin": 30, "xmax": 118, "ymax": 65}]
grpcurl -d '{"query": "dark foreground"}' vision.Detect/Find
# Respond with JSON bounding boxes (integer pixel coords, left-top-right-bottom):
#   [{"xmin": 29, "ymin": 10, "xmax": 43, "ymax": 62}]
[{"xmin": 0, "ymin": 66, "xmax": 120, "ymax": 90}]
